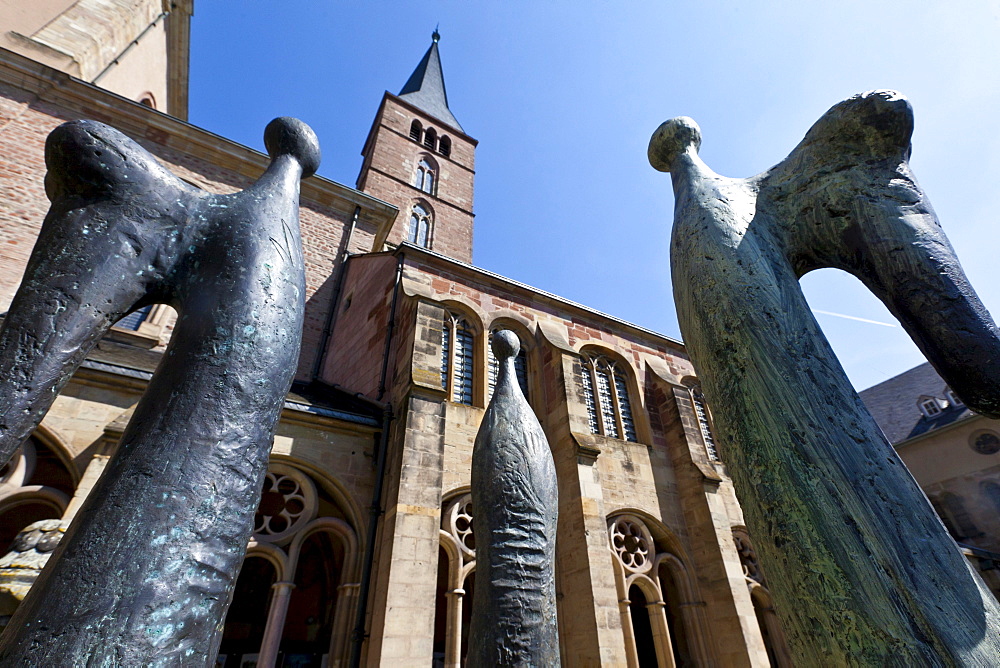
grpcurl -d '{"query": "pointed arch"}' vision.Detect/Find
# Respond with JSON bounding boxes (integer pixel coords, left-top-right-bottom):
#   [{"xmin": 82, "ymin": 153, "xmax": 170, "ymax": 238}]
[
  {"xmin": 579, "ymin": 346, "xmax": 641, "ymax": 442},
  {"xmin": 407, "ymin": 200, "xmax": 434, "ymax": 248},
  {"xmin": 607, "ymin": 510, "xmax": 715, "ymax": 666}
]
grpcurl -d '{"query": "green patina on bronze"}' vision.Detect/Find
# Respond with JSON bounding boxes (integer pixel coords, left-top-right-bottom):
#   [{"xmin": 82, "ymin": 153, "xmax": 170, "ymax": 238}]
[{"xmin": 650, "ymin": 91, "xmax": 1000, "ymax": 665}]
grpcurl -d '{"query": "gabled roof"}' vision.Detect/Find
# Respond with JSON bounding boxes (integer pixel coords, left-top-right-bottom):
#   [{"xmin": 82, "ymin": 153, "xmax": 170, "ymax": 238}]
[
  {"xmin": 859, "ymin": 362, "xmax": 973, "ymax": 444},
  {"xmin": 398, "ymin": 30, "xmax": 463, "ymax": 132}
]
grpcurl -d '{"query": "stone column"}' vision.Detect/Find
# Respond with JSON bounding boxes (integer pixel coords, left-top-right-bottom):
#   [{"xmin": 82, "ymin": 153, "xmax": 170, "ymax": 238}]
[
  {"xmin": 329, "ymin": 581, "xmax": 359, "ymax": 666},
  {"xmin": 618, "ymin": 595, "xmax": 638, "ymax": 667},
  {"xmin": 257, "ymin": 581, "xmax": 295, "ymax": 667},
  {"xmin": 444, "ymin": 586, "xmax": 465, "ymax": 667},
  {"xmin": 647, "ymin": 599, "xmax": 676, "ymax": 668}
]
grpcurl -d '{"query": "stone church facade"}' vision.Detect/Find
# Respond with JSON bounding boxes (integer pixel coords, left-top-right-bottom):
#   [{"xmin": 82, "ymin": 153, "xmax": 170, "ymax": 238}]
[{"xmin": 0, "ymin": 2, "xmax": 795, "ymax": 666}]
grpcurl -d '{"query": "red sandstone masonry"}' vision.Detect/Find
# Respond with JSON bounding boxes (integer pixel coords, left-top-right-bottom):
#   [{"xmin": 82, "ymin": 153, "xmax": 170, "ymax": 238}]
[
  {"xmin": 359, "ymin": 96, "xmax": 475, "ymax": 264},
  {"xmin": 0, "ymin": 66, "xmax": 396, "ymax": 383}
]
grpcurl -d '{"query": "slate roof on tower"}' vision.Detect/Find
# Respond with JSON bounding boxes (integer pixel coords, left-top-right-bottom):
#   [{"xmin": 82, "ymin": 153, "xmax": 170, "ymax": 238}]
[{"xmin": 398, "ymin": 30, "xmax": 464, "ymax": 132}]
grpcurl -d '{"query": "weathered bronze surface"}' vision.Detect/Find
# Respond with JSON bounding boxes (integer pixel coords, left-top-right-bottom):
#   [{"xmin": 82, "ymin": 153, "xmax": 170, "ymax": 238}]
[
  {"xmin": 468, "ymin": 330, "xmax": 560, "ymax": 666},
  {"xmin": 649, "ymin": 90, "xmax": 1000, "ymax": 665},
  {"xmin": 0, "ymin": 117, "xmax": 319, "ymax": 664}
]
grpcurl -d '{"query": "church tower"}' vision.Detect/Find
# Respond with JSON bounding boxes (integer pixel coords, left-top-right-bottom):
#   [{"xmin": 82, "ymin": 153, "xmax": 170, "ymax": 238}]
[{"xmin": 358, "ymin": 31, "xmax": 477, "ymax": 263}]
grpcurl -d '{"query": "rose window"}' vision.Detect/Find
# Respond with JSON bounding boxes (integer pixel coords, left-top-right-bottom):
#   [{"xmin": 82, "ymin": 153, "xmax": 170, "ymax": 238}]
[
  {"xmin": 608, "ymin": 515, "xmax": 653, "ymax": 574},
  {"xmin": 444, "ymin": 493, "xmax": 476, "ymax": 560},
  {"xmin": 253, "ymin": 464, "xmax": 317, "ymax": 545}
]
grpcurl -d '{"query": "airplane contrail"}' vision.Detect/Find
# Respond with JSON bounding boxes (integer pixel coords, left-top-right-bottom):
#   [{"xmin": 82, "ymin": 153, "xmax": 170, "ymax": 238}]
[{"xmin": 812, "ymin": 309, "xmax": 897, "ymax": 327}]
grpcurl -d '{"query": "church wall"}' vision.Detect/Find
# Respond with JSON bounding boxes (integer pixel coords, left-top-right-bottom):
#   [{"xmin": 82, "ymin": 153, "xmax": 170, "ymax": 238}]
[
  {"xmin": 321, "ymin": 253, "xmax": 398, "ymax": 397},
  {"xmin": 371, "ymin": 251, "xmax": 771, "ymax": 665},
  {"xmin": 91, "ymin": 18, "xmax": 169, "ymax": 111},
  {"xmin": 0, "ymin": 53, "xmax": 394, "ymax": 384}
]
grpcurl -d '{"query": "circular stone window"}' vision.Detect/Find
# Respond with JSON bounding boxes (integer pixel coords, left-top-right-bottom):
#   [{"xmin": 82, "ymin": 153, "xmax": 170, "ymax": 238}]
[
  {"xmin": 970, "ymin": 430, "xmax": 1000, "ymax": 455},
  {"xmin": 608, "ymin": 514, "xmax": 654, "ymax": 574},
  {"xmin": 252, "ymin": 463, "xmax": 318, "ymax": 545}
]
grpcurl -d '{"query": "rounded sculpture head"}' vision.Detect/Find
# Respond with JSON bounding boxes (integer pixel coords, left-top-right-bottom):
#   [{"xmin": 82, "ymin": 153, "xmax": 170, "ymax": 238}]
[
  {"xmin": 647, "ymin": 116, "xmax": 701, "ymax": 173},
  {"xmin": 264, "ymin": 117, "xmax": 321, "ymax": 178},
  {"xmin": 490, "ymin": 329, "xmax": 520, "ymax": 361}
]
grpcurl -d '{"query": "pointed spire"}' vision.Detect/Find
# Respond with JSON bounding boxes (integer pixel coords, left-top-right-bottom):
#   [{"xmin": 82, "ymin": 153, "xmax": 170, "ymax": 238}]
[{"xmin": 398, "ymin": 30, "xmax": 463, "ymax": 132}]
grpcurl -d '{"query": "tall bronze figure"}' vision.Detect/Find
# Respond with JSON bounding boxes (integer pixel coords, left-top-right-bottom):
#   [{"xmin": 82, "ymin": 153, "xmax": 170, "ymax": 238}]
[
  {"xmin": 649, "ymin": 90, "xmax": 1000, "ymax": 664},
  {"xmin": 0, "ymin": 117, "xmax": 319, "ymax": 664},
  {"xmin": 468, "ymin": 330, "xmax": 560, "ymax": 666}
]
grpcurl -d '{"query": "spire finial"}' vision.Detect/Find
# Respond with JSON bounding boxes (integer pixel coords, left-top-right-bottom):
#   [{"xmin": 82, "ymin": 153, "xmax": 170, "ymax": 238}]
[{"xmin": 432, "ymin": 26, "xmax": 440, "ymax": 43}]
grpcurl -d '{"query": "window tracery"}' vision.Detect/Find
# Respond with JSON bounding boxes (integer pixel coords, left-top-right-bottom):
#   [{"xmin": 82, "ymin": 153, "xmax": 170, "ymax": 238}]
[
  {"xmin": 609, "ymin": 515, "xmax": 653, "ymax": 574},
  {"xmin": 606, "ymin": 513, "xmax": 706, "ymax": 666},
  {"xmin": 435, "ymin": 493, "xmax": 477, "ymax": 666},
  {"xmin": 733, "ymin": 530, "xmax": 793, "ymax": 667},
  {"xmin": 407, "ymin": 203, "xmax": 433, "ymax": 248},
  {"xmin": 415, "ymin": 157, "xmax": 436, "ymax": 195},
  {"xmin": 581, "ymin": 353, "xmax": 637, "ymax": 441},
  {"xmin": 220, "ymin": 463, "xmax": 358, "ymax": 667},
  {"xmin": 252, "ymin": 464, "xmax": 318, "ymax": 545},
  {"xmin": 734, "ymin": 531, "xmax": 764, "ymax": 584},
  {"xmin": 441, "ymin": 311, "xmax": 475, "ymax": 405}
]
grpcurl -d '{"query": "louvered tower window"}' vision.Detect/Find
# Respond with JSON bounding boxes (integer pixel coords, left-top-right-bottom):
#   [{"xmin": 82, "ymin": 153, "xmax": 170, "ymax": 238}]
[
  {"xmin": 581, "ymin": 354, "xmax": 637, "ymax": 442},
  {"xmin": 409, "ymin": 119, "xmax": 422, "ymax": 141},
  {"xmin": 487, "ymin": 329, "xmax": 529, "ymax": 400},
  {"xmin": 440, "ymin": 311, "xmax": 474, "ymax": 405},
  {"xmin": 439, "ymin": 136, "xmax": 451, "ymax": 158},
  {"xmin": 423, "ymin": 127, "xmax": 437, "ymax": 150}
]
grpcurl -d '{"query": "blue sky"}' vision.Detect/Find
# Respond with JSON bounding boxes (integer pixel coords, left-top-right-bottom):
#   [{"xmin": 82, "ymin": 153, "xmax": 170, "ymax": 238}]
[{"xmin": 189, "ymin": 1, "xmax": 1000, "ymax": 391}]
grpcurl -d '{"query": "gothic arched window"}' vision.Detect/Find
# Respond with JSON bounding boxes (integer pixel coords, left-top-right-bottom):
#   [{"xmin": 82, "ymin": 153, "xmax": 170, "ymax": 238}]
[
  {"xmin": 441, "ymin": 311, "xmax": 475, "ymax": 405},
  {"xmin": 407, "ymin": 203, "xmax": 432, "ymax": 248},
  {"xmin": 439, "ymin": 136, "xmax": 451, "ymax": 158},
  {"xmin": 487, "ymin": 328, "xmax": 528, "ymax": 401},
  {"xmin": 220, "ymin": 462, "xmax": 359, "ymax": 667},
  {"xmin": 415, "ymin": 158, "xmax": 436, "ymax": 195},
  {"xmin": 580, "ymin": 353, "xmax": 637, "ymax": 442},
  {"xmin": 409, "ymin": 119, "xmax": 422, "ymax": 141}
]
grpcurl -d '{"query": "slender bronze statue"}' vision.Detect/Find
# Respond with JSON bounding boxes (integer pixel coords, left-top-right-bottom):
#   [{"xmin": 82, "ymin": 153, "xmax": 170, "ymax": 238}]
[
  {"xmin": 649, "ymin": 90, "xmax": 1000, "ymax": 664},
  {"xmin": 468, "ymin": 330, "xmax": 560, "ymax": 666},
  {"xmin": 0, "ymin": 117, "xmax": 319, "ymax": 663}
]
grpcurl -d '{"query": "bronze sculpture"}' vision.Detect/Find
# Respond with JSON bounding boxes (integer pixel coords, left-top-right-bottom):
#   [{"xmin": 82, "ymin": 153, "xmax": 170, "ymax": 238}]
[
  {"xmin": 0, "ymin": 117, "xmax": 318, "ymax": 663},
  {"xmin": 468, "ymin": 330, "xmax": 560, "ymax": 666},
  {"xmin": 649, "ymin": 90, "xmax": 1000, "ymax": 664}
]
